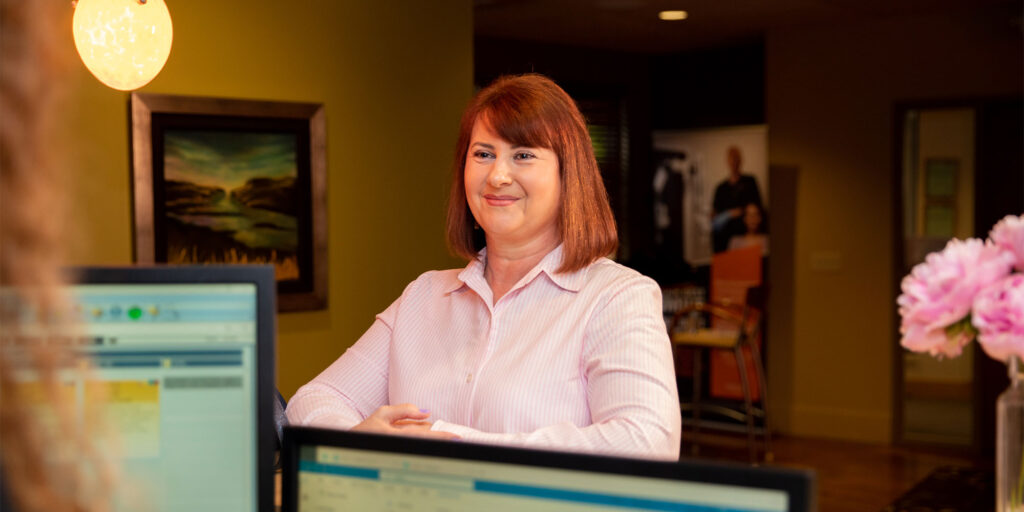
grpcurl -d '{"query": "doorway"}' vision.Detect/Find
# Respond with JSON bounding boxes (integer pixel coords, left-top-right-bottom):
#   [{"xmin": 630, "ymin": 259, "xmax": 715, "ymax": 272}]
[{"xmin": 893, "ymin": 98, "xmax": 1023, "ymax": 454}]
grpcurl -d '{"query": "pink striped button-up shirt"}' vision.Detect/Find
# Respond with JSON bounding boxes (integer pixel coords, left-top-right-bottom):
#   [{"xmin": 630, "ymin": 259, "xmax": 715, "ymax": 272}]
[{"xmin": 285, "ymin": 245, "xmax": 681, "ymax": 460}]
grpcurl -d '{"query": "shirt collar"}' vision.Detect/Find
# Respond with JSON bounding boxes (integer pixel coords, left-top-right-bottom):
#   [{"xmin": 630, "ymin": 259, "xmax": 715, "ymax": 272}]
[
  {"xmin": 534, "ymin": 244, "xmax": 586, "ymax": 293},
  {"xmin": 447, "ymin": 244, "xmax": 587, "ymax": 295},
  {"xmin": 447, "ymin": 253, "xmax": 484, "ymax": 294}
]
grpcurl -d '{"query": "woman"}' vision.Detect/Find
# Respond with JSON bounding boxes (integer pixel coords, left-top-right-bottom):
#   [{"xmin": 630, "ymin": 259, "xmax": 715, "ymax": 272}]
[{"xmin": 287, "ymin": 74, "xmax": 681, "ymax": 461}]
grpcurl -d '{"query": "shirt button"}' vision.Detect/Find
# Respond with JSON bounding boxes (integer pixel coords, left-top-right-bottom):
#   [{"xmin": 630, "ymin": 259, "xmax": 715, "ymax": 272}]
[{"xmin": 465, "ymin": 373, "xmax": 473, "ymax": 383}]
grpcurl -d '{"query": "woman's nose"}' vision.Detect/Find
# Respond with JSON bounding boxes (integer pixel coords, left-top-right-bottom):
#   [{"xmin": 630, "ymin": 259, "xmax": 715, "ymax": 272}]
[{"xmin": 488, "ymin": 159, "xmax": 513, "ymax": 187}]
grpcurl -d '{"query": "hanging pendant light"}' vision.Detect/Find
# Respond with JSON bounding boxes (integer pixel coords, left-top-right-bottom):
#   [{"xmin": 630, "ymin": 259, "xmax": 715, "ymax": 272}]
[{"xmin": 72, "ymin": 0, "xmax": 173, "ymax": 91}]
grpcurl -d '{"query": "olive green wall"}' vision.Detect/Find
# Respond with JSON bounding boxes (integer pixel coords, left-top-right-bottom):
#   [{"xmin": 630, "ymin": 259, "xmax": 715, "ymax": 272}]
[{"xmin": 59, "ymin": 1, "xmax": 473, "ymax": 397}]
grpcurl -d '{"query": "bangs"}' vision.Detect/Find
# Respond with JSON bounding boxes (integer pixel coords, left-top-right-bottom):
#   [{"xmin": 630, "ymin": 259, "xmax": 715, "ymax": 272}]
[{"xmin": 477, "ymin": 99, "xmax": 557, "ymax": 151}]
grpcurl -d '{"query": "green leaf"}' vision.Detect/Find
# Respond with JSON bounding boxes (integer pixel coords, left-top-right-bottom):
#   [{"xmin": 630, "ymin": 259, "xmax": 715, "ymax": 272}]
[{"xmin": 944, "ymin": 315, "xmax": 978, "ymax": 338}]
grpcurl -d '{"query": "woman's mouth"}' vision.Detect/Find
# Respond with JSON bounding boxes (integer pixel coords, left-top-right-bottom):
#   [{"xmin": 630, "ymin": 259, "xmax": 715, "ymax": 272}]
[{"xmin": 484, "ymin": 194, "xmax": 518, "ymax": 206}]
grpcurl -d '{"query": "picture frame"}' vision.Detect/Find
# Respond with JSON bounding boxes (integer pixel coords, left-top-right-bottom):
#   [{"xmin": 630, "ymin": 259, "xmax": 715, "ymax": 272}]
[{"xmin": 130, "ymin": 93, "xmax": 327, "ymax": 311}]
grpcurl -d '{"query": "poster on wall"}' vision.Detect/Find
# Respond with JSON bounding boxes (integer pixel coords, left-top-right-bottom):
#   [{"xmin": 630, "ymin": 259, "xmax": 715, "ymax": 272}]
[
  {"xmin": 654, "ymin": 125, "xmax": 769, "ymax": 404},
  {"xmin": 652, "ymin": 125, "xmax": 769, "ymax": 269}
]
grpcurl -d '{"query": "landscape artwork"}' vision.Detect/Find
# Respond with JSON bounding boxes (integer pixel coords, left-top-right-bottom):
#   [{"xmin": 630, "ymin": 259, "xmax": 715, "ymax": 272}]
[{"xmin": 162, "ymin": 130, "xmax": 300, "ymax": 281}]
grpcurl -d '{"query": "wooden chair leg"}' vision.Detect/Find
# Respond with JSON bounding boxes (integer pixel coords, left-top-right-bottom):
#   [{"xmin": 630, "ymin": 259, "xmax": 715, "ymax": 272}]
[
  {"xmin": 748, "ymin": 338, "xmax": 773, "ymax": 463},
  {"xmin": 691, "ymin": 347, "xmax": 702, "ymax": 456},
  {"xmin": 734, "ymin": 345, "xmax": 757, "ymax": 464}
]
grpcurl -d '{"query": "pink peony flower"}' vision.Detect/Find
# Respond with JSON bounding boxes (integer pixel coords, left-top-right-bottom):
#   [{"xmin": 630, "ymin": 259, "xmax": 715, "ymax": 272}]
[
  {"xmin": 972, "ymin": 274, "xmax": 1024, "ymax": 362},
  {"xmin": 990, "ymin": 214, "xmax": 1024, "ymax": 272},
  {"xmin": 898, "ymin": 238, "xmax": 1016, "ymax": 357}
]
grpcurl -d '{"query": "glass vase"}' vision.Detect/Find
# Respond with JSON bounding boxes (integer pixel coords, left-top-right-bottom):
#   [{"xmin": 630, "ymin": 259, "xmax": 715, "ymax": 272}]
[{"xmin": 998, "ymin": 354, "xmax": 1024, "ymax": 512}]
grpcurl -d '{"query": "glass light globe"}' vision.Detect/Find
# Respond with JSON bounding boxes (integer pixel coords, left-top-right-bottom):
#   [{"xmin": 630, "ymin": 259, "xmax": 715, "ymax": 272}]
[{"xmin": 72, "ymin": 0, "xmax": 173, "ymax": 91}]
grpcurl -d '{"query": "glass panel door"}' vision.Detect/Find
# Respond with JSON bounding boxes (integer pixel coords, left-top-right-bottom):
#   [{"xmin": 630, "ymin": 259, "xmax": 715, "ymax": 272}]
[{"xmin": 898, "ymin": 107, "xmax": 976, "ymax": 446}]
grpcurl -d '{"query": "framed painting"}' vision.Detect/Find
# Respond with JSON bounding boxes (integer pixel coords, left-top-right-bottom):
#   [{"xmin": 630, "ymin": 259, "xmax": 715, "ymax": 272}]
[{"xmin": 130, "ymin": 93, "xmax": 327, "ymax": 311}]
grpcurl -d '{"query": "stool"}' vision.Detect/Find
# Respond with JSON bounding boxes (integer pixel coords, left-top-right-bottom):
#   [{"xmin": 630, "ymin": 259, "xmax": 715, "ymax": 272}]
[{"xmin": 668, "ymin": 298, "xmax": 772, "ymax": 463}]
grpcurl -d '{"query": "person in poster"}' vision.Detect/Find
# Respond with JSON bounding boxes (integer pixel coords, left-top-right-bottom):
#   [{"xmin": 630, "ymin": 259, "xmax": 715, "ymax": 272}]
[
  {"xmin": 728, "ymin": 202, "xmax": 769, "ymax": 256},
  {"xmin": 711, "ymin": 146, "xmax": 763, "ymax": 253}
]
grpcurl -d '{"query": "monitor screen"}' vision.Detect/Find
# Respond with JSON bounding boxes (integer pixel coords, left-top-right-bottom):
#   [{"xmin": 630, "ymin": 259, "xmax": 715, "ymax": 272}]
[
  {"xmin": 283, "ymin": 428, "xmax": 815, "ymax": 512},
  {"xmin": 7, "ymin": 266, "xmax": 276, "ymax": 511}
]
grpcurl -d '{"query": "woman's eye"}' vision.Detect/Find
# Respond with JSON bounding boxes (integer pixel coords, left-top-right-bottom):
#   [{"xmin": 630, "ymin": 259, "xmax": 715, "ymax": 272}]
[
  {"xmin": 513, "ymin": 152, "xmax": 536, "ymax": 161},
  {"xmin": 473, "ymin": 150, "xmax": 494, "ymax": 159}
]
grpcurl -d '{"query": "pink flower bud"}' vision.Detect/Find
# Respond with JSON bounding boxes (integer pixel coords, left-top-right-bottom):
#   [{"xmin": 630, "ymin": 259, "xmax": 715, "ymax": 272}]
[
  {"xmin": 973, "ymin": 274, "xmax": 1024, "ymax": 362},
  {"xmin": 990, "ymin": 214, "xmax": 1024, "ymax": 272}
]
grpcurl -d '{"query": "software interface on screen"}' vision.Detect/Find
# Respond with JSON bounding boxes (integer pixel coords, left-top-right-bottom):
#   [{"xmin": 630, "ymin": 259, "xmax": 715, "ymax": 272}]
[
  {"xmin": 66, "ymin": 283, "xmax": 259, "ymax": 512},
  {"xmin": 296, "ymin": 444, "xmax": 789, "ymax": 512}
]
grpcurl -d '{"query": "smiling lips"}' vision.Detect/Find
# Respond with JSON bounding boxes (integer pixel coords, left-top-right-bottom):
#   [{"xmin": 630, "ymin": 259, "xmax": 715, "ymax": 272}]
[{"xmin": 484, "ymin": 194, "xmax": 519, "ymax": 206}]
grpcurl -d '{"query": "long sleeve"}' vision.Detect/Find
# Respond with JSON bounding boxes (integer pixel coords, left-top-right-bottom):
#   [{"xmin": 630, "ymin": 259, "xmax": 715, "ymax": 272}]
[
  {"xmin": 286, "ymin": 250, "xmax": 682, "ymax": 461},
  {"xmin": 431, "ymin": 277, "xmax": 682, "ymax": 461},
  {"xmin": 284, "ymin": 308, "xmax": 395, "ymax": 429}
]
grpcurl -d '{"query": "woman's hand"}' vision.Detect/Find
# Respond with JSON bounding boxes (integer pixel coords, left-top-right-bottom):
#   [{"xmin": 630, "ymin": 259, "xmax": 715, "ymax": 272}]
[{"xmin": 351, "ymin": 403, "xmax": 460, "ymax": 440}]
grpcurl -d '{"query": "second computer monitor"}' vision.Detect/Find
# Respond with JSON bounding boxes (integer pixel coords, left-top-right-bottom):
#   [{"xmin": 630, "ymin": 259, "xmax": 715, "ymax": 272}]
[{"xmin": 282, "ymin": 427, "xmax": 815, "ymax": 512}]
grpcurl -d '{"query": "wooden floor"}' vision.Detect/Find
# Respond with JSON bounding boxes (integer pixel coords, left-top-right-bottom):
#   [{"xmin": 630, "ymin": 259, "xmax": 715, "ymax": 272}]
[{"xmin": 683, "ymin": 430, "xmax": 985, "ymax": 512}]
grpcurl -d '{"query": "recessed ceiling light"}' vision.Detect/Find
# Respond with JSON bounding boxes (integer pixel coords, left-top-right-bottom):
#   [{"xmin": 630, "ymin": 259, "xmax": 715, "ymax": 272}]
[{"xmin": 658, "ymin": 10, "xmax": 688, "ymax": 21}]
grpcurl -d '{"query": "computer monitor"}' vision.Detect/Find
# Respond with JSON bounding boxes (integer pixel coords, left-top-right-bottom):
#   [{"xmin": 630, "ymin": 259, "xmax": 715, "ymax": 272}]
[
  {"xmin": 35, "ymin": 265, "xmax": 276, "ymax": 511},
  {"xmin": 281, "ymin": 427, "xmax": 816, "ymax": 512}
]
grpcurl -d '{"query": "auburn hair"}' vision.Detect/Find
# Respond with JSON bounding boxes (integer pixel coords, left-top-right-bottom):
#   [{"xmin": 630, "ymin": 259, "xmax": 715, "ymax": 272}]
[
  {"xmin": 2, "ymin": 0, "xmax": 117, "ymax": 510},
  {"xmin": 445, "ymin": 74, "xmax": 617, "ymax": 273}
]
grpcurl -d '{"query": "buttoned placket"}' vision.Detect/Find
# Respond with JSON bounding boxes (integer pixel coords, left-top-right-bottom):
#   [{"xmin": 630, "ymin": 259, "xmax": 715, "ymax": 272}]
[
  {"xmin": 454, "ymin": 249, "xmax": 563, "ymax": 427},
  {"xmin": 463, "ymin": 264, "xmax": 538, "ymax": 428},
  {"xmin": 455, "ymin": 270, "xmax": 489, "ymax": 427}
]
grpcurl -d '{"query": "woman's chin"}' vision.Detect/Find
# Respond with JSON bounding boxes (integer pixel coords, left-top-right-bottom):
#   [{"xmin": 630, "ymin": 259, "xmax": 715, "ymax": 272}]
[
  {"xmin": 479, "ymin": 220, "xmax": 523, "ymax": 238},
  {"xmin": 481, "ymin": 228, "xmax": 519, "ymax": 244}
]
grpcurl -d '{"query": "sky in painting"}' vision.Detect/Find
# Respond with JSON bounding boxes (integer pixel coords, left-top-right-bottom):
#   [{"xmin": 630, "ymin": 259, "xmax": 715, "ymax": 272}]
[{"xmin": 164, "ymin": 130, "xmax": 297, "ymax": 190}]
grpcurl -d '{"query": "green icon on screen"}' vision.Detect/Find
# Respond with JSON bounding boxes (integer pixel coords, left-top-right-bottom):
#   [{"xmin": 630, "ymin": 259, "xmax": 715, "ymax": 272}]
[{"xmin": 128, "ymin": 306, "xmax": 143, "ymax": 320}]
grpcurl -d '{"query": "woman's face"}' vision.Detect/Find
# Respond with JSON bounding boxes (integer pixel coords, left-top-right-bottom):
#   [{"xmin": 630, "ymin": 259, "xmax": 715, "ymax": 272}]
[
  {"xmin": 464, "ymin": 118, "xmax": 561, "ymax": 250},
  {"xmin": 743, "ymin": 203, "xmax": 762, "ymax": 233}
]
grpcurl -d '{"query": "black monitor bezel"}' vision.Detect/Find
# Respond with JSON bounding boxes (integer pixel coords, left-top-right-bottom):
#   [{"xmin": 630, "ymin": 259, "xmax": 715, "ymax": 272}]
[
  {"xmin": 282, "ymin": 426, "xmax": 816, "ymax": 512},
  {"xmin": 68, "ymin": 264, "xmax": 277, "ymax": 512}
]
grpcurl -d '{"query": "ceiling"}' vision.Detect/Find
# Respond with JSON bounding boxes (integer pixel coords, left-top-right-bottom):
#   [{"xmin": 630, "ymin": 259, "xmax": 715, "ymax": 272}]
[{"xmin": 474, "ymin": 0, "xmax": 1020, "ymax": 53}]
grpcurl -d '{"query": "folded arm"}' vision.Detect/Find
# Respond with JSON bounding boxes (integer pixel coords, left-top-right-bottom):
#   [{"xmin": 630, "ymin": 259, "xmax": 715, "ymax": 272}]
[
  {"xmin": 433, "ymin": 277, "xmax": 681, "ymax": 460},
  {"xmin": 285, "ymin": 318, "xmax": 392, "ymax": 429}
]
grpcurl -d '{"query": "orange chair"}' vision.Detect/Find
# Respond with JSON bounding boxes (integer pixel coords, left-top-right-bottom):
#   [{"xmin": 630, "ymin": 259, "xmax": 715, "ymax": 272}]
[{"xmin": 668, "ymin": 292, "xmax": 772, "ymax": 463}]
